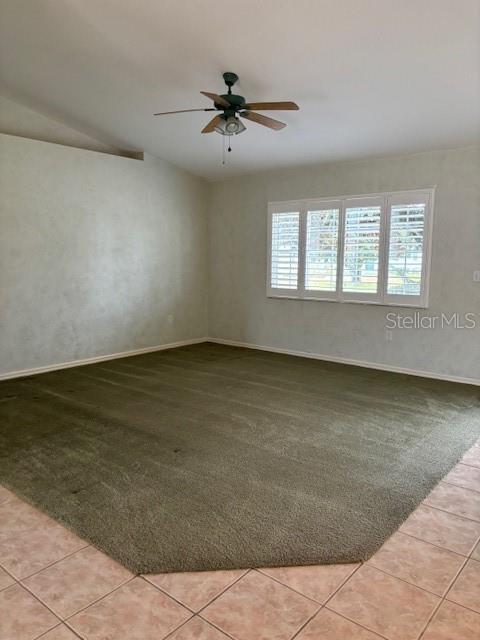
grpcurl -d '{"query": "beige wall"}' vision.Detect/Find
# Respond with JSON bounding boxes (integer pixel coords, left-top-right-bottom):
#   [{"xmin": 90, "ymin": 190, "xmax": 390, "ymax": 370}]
[
  {"xmin": 207, "ymin": 147, "xmax": 480, "ymax": 381},
  {"xmin": 0, "ymin": 133, "xmax": 208, "ymax": 376}
]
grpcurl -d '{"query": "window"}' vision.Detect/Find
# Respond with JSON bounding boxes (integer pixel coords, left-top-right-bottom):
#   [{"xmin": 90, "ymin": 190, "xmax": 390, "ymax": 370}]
[{"xmin": 267, "ymin": 189, "xmax": 433, "ymax": 307}]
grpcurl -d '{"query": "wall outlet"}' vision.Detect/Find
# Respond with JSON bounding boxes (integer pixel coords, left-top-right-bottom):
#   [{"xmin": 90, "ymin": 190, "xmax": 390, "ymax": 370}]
[
  {"xmin": 167, "ymin": 314, "xmax": 174, "ymax": 324},
  {"xmin": 474, "ymin": 271, "xmax": 480, "ymax": 282}
]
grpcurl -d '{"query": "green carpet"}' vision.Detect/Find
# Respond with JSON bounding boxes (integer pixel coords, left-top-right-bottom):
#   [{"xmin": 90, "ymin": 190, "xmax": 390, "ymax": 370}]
[{"xmin": 0, "ymin": 342, "xmax": 479, "ymax": 574}]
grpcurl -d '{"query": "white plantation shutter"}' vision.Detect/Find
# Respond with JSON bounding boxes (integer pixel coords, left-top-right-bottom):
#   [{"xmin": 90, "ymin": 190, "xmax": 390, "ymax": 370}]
[
  {"xmin": 387, "ymin": 203, "xmax": 426, "ymax": 296},
  {"xmin": 384, "ymin": 192, "xmax": 431, "ymax": 305},
  {"xmin": 268, "ymin": 190, "xmax": 432, "ymax": 306},
  {"xmin": 342, "ymin": 202, "xmax": 382, "ymax": 298},
  {"xmin": 305, "ymin": 208, "xmax": 340, "ymax": 293},
  {"xmin": 270, "ymin": 211, "xmax": 300, "ymax": 291}
]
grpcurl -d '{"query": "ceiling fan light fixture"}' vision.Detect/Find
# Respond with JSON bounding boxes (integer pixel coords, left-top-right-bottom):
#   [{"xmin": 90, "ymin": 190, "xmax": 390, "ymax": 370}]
[{"xmin": 214, "ymin": 116, "xmax": 246, "ymax": 136}]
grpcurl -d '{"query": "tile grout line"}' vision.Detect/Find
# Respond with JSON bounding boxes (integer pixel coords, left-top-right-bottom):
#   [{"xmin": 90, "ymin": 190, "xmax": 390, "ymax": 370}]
[
  {"xmin": 442, "ymin": 597, "xmax": 480, "ymax": 617},
  {"xmin": 61, "ymin": 575, "xmax": 139, "ymax": 631},
  {"xmin": 196, "ymin": 569, "xmax": 254, "ymax": 616},
  {"xmin": 20, "ymin": 570, "xmax": 135, "ymax": 623},
  {"xmin": 441, "ymin": 478, "xmax": 480, "ymax": 494},
  {"xmin": 320, "ymin": 563, "xmax": 394, "ymax": 640},
  {"xmin": 391, "ymin": 529, "xmax": 469, "ymax": 558},
  {"xmin": 442, "ymin": 555, "xmax": 471, "ymax": 599},
  {"xmin": 139, "ymin": 574, "xmax": 197, "ymax": 614},
  {"xmin": 323, "ymin": 603, "xmax": 391, "ymax": 639},
  {"xmin": 34, "ymin": 622, "xmax": 83, "ymax": 640},
  {"xmin": 418, "ymin": 501, "xmax": 480, "ymax": 522},
  {"xmin": 289, "ymin": 563, "xmax": 389, "ymax": 640},
  {"xmin": 287, "ymin": 602, "xmax": 323, "ymax": 640},
  {"xmin": 398, "ymin": 528, "xmax": 479, "ymax": 557},
  {"xmin": 195, "ymin": 616, "xmax": 240, "ymax": 640},
  {"xmin": 416, "ymin": 548, "xmax": 478, "ymax": 640},
  {"xmin": 141, "ymin": 568, "xmax": 251, "ymax": 616},
  {"xmin": 442, "ymin": 556, "xmax": 480, "ymax": 618},
  {"xmin": 422, "ymin": 500, "xmax": 480, "ymax": 524},
  {"xmin": 195, "ymin": 568, "xmax": 323, "ymax": 640},
  {"xmin": 416, "ymin": 594, "xmax": 444, "ymax": 640},
  {"xmin": 323, "ymin": 561, "xmax": 445, "ymax": 640},
  {"xmin": 0, "ymin": 561, "xmax": 19, "ymax": 585},
  {"xmin": 458, "ymin": 461, "xmax": 480, "ymax": 471},
  {"xmin": 164, "ymin": 613, "xmax": 238, "ymax": 640},
  {"xmin": 6, "ymin": 582, "xmax": 63, "ymax": 635},
  {"xmin": 254, "ymin": 566, "xmax": 350, "ymax": 607},
  {"xmin": 364, "ymin": 558, "xmax": 467, "ymax": 599},
  {"xmin": 15, "ymin": 542, "xmax": 92, "ymax": 582},
  {"xmin": 320, "ymin": 563, "xmax": 364, "ymax": 607},
  {"xmin": 444, "ymin": 598, "xmax": 480, "ymax": 616},
  {"xmin": 289, "ymin": 603, "xmax": 325, "ymax": 640}
]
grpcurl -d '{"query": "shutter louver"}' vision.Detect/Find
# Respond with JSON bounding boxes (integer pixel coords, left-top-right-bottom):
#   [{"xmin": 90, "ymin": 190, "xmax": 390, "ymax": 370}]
[
  {"xmin": 387, "ymin": 203, "xmax": 426, "ymax": 296},
  {"xmin": 270, "ymin": 212, "xmax": 300, "ymax": 290},
  {"xmin": 342, "ymin": 206, "xmax": 381, "ymax": 293},
  {"xmin": 305, "ymin": 209, "xmax": 339, "ymax": 291}
]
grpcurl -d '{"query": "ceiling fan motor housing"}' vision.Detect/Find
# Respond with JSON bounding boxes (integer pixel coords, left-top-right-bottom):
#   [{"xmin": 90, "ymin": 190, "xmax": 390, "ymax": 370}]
[{"xmin": 217, "ymin": 93, "xmax": 246, "ymax": 115}]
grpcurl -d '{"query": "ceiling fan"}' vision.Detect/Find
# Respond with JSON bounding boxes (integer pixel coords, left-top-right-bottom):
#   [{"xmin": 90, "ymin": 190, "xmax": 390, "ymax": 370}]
[{"xmin": 154, "ymin": 72, "xmax": 299, "ymax": 137}]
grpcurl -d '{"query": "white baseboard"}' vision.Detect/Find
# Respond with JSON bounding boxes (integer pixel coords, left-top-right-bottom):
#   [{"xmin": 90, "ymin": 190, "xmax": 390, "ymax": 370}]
[
  {"xmin": 208, "ymin": 337, "xmax": 480, "ymax": 386},
  {"xmin": 0, "ymin": 337, "xmax": 208, "ymax": 381},
  {"xmin": 3, "ymin": 335, "xmax": 478, "ymax": 387}
]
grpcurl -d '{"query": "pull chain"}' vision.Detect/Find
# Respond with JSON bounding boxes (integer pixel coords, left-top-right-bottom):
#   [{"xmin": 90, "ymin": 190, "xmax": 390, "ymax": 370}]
[{"xmin": 221, "ymin": 132, "xmax": 233, "ymax": 165}]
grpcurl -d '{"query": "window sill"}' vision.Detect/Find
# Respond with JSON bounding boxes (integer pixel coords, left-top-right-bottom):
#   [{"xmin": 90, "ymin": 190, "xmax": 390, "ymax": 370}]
[{"xmin": 267, "ymin": 293, "xmax": 429, "ymax": 309}]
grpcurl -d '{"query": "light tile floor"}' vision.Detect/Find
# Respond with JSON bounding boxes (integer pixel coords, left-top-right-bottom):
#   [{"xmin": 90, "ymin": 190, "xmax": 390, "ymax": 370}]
[{"xmin": 1, "ymin": 441, "xmax": 480, "ymax": 640}]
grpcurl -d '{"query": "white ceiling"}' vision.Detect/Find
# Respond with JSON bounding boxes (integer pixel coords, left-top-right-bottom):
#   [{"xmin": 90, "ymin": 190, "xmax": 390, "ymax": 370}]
[{"xmin": 1, "ymin": 0, "xmax": 479, "ymax": 180}]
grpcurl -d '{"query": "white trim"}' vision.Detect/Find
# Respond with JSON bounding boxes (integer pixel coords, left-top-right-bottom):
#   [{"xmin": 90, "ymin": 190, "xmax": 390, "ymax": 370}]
[
  {"xmin": 208, "ymin": 337, "xmax": 480, "ymax": 387},
  {"xmin": 268, "ymin": 187, "xmax": 437, "ymax": 209},
  {"xmin": 3, "ymin": 334, "xmax": 478, "ymax": 387},
  {"xmin": 0, "ymin": 337, "xmax": 208, "ymax": 381}
]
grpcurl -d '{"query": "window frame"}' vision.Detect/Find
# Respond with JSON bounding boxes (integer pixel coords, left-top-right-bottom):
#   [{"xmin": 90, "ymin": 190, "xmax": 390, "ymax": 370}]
[{"xmin": 266, "ymin": 188, "xmax": 434, "ymax": 308}]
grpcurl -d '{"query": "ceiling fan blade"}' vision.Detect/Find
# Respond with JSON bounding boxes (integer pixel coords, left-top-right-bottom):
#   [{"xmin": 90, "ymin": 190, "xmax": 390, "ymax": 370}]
[
  {"xmin": 200, "ymin": 91, "xmax": 230, "ymax": 108},
  {"xmin": 243, "ymin": 101, "xmax": 299, "ymax": 111},
  {"xmin": 240, "ymin": 111, "xmax": 286, "ymax": 130},
  {"xmin": 201, "ymin": 115, "xmax": 223, "ymax": 133},
  {"xmin": 154, "ymin": 108, "xmax": 216, "ymax": 115}
]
